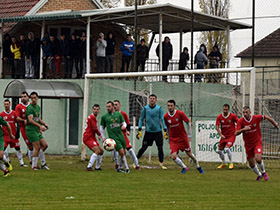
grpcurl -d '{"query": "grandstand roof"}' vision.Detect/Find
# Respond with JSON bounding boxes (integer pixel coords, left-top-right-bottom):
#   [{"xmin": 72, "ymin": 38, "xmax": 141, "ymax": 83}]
[{"xmin": 236, "ymin": 27, "xmax": 280, "ymax": 58}]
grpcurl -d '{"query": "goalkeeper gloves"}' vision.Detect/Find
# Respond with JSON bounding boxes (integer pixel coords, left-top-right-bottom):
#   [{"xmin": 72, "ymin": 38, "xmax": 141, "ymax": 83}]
[
  {"xmin": 136, "ymin": 131, "xmax": 142, "ymax": 139},
  {"xmin": 163, "ymin": 131, "xmax": 168, "ymax": 139}
]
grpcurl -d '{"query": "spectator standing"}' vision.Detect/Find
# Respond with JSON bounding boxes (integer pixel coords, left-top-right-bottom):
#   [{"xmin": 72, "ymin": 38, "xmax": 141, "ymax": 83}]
[
  {"xmin": 178, "ymin": 47, "xmax": 189, "ymax": 82},
  {"xmin": 96, "ymin": 32, "xmax": 107, "ymax": 73},
  {"xmin": 79, "ymin": 32, "xmax": 87, "ymax": 78},
  {"xmin": 194, "ymin": 46, "xmax": 208, "ymax": 83},
  {"xmin": 208, "ymin": 45, "xmax": 222, "ymax": 83},
  {"xmin": 49, "ymin": 35, "xmax": 62, "ymax": 78},
  {"xmin": 69, "ymin": 34, "xmax": 81, "ymax": 79},
  {"xmin": 120, "ymin": 34, "xmax": 134, "ymax": 73},
  {"xmin": 25, "ymin": 32, "xmax": 40, "ymax": 79},
  {"xmin": 136, "ymin": 39, "xmax": 149, "ymax": 72},
  {"xmin": 19, "ymin": 35, "xmax": 27, "ymax": 78},
  {"xmin": 59, "ymin": 34, "xmax": 70, "ymax": 79},
  {"xmin": 10, "ymin": 37, "xmax": 21, "ymax": 79},
  {"xmin": 41, "ymin": 37, "xmax": 53, "ymax": 79},
  {"xmin": 105, "ymin": 32, "xmax": 116, "ymax": 73},
  {"xmin": 3, "ymin": 33, "xmax": 13, "ymax": 78},
  {"xmin": 156, "ymin": 36, "xmax": 173, "ymax": 82}
]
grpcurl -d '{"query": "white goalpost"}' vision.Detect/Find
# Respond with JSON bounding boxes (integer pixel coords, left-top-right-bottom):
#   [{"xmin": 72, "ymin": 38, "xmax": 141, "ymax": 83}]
[{"xmin": 81, "ymin": 67, "xmax": 256, "ymax": 161}]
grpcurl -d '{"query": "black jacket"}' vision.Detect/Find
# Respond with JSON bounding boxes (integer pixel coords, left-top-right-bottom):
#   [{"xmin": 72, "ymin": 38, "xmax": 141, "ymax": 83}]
[
  {"xmin": 105, "ymin": 37, "xmax": 116, "ymax": 55},
  {"xmin": 156, "ymin": 41, "xmax": 173, "ymax": 60},
  {"xmin": 136, "ymin": 44, "xmax": 149, "ymax": 60},
  {"xmin": 179, "ymin": 52, "xmax": 189, "ymax": 70}
]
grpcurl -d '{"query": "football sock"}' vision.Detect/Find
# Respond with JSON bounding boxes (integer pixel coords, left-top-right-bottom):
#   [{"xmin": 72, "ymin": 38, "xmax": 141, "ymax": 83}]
[
  {"xmin": 87, "ymin": 153, "xmax": 98, "ymax": 168},
  {"xmin": 28, "ymin": 149, "xmax": 33, "ymax": 162},
  {"xmin": 16, "ymin": 151, "xmax": 24, "ymax": 165},
  {"xmin": 258, "ymin": 160, "xmax": 266, "ymax": 173},
  {"xmin": 0, "ymin": 162, "xmax": 6, "ymax": 172},
  {"xmin": 32, "ymin": 157, "xmax": 38, "ymax": 169},
  {"xmin": 174, "ymin": 157, "xmax": 186, "ymax": 169},
  {"xmin": 95, "ymin": 155, "xmax": 103, "ymax": 169},
  {"xmin": 4, "ymin": 150, "xmax": 10, "ymax": 162},
  {"xmin": 217, "ymin": 150, "xmax": 226, "ymax": 164},
  {"xmin": 224, "ymin": 148, "xmax": 232, "ymax": 163},
  {"xmin": 112, "ymin": 149, "xmax": 118, "ymax": 165},
  {"xmin": 190, "ymin": 153, "xmax": 200, "ymax": 168},
  {"xmin": 128, "ymin": 148, "xmax": 139, "ymax": 166},
  {"xmin": 2, "ymin": 155, "xmax": 9, "ymax": 165},
  {"xmin": 122, "ymin": 155, "xmax": 129, "ymax": 170},
  {"xmin": 251, "ymin": 165, "xmax": 262, "ymax": 176},
  {"xmin": 39, "ymin": 149, "xmax": 46, "ymax": 166}
]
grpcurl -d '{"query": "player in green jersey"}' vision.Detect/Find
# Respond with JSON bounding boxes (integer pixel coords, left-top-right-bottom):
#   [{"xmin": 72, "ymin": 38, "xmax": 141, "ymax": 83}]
[
  {"xmin": 26, "ymin": 92, "xmax": 49, "ymax": 170},
  {"xmin": 100, "ymin": 101, "xmax": 130, "ymax": 173},
  {"xmin": 0, "ymin": 116, "xmax": 14, "ymax": 177}
]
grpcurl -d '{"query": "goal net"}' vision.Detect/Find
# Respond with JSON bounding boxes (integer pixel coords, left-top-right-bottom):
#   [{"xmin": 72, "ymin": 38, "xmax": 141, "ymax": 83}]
[{"xmin": 81, "ymin": 67, "xmax": 266, "ymax": 164}]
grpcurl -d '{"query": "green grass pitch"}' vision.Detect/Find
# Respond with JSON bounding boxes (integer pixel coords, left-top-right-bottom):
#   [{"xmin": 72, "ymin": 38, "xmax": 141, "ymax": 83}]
[{"xmin": 1, "ymin": 155, "xmax": 280, "ymax": 210}]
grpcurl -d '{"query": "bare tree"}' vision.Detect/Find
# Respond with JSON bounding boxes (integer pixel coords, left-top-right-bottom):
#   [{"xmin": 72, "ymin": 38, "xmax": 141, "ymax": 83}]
[{"xmin": 199, "ymin": 0, "xmax": 230, "ymax": 67}]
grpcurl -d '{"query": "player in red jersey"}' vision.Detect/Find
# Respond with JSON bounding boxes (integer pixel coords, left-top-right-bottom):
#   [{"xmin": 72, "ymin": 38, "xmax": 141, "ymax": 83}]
[
  {"xmin": 0, "ymin": 99, "xmax": 27, "ymax": 167},
  {"xmin": 113, "ymin": 100, "xmax": 139, "ymax": 170},
  {"xmin": 15, "ymin": 91, "xmax": 33, "ymax": 163},
  {"xmin": 215, "ymin": 104, "xmax": 239, "ymax": 169},
  {"xmin": 236, "ymin": 106, "xmax": 278, "ymax": 181},
  {"xmin": 164, "ymin": 99, "xmax": 204, "ymax": 174},
  {"xmin": 83, "ymin": 104, "xmax": 103, "ymax": 171}
]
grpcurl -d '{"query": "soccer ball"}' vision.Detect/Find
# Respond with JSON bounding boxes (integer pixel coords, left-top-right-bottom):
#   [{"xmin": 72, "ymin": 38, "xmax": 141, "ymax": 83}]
[{"xmin": 103, "ymin": 138, "xmax": 116, "ymax": 151}]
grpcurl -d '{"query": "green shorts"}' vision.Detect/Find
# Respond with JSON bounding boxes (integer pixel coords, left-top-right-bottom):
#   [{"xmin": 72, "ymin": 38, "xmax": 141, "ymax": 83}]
[
  {"xmin": 0, "ymin": 137, "xmax": 4, "ymax": 151},
  {"xmin": 115, "ymin": 138, "xmax": 126, "ymax": 151},
  {"xmin": 26, "ymin": 130, "xmax": 44, "ymax": 143}
]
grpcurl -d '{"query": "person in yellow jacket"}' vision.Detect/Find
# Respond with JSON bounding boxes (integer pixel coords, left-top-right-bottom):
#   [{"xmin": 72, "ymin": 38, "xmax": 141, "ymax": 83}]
[{"xmin": 10, "ymin": 37, "xmax": 22, "ymax": 79}]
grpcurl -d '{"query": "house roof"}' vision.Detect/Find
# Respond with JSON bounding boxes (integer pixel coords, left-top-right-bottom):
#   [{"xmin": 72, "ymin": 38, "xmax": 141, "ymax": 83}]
[
  {"xmin": 0, "ymin": 0, "xmax": 40, "ymax": 18},
  {"xmin": 236, "ymin": 27, "xmax": 280, "ymax": 58}
]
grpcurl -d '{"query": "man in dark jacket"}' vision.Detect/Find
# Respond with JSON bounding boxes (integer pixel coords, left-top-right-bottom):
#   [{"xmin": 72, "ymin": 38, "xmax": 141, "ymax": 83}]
[
  {"xmin": 105, "ymin": 32, "xmax": 116, "ymax": 73},
  {"xmin": 25, "ymin": 32, "xmax": 40, "ymax": 79},
  {"xmin": 208, "ymin": 45, "xmax": 222, "ymax": 83},
  {"xmin": 136, "ymin": 39, "xmax": 149, "ymax": 72},
  {"xmin": 3, "ymin": 33, "xmax": 13, "ymax": 78},
  {"xmin": 156, "ymin": 36, "xmax": 173, "ymax": 82},
  {"xmin": 179, "ymin": 47, "xmax": 189, "ymax": 82},
  {"xmin": 68, "ymin": 33, "xmax": 81, "ymax": 79},
  {"xmin": 50, "ymin": 35, "xmax": 62, "ymax": 78},
  {"xmin": 59, "ymin": 34, "xmax": 70, "ymax": 79}
]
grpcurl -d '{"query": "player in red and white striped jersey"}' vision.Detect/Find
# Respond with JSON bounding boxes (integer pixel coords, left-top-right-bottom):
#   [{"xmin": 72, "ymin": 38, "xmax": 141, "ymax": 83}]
[
  {"xmin": 216, "ymin": 104, "xmax": 239, "ymax": 169},
  {"xmin": 0, "ymin": 99, "xmax": 27, "ymax": 167}
]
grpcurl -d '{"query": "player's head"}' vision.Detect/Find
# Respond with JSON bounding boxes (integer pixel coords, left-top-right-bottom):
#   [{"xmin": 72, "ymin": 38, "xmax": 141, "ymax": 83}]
[
  {"xmin": 167, "ymin": 99, "xmax": 176, "ymax": 113},
  {"xmin": 30, "ymin": 91, "xmax": 39, "ymax": 105},
  {"xmin": 4, "ymin": 99, "xmax": 11, "ymax": 111},
  {"xmin": 92, "ymin": 104, "xmax": 100, "ymax": 116},
  {"xmin": 149, "ymin": 94, "xmax": 157, "ymax": 106},
  {"xmin": 222, "ymin": 104, "xmax": 230, "ymax": 115},
  {"xmin": 242, "ymin": 106, "xmax": 251, "ymax": 120},
  {"xmin": 21, "ymin": 91, "xmax": 29, "ymax": 104},
  {"xmin": 113, "ymin": 100, "xmax": 121, "ymax": 111},
  {"xmin": 106, "ymin": 101, "xmax": 114, "ymax": 113}
]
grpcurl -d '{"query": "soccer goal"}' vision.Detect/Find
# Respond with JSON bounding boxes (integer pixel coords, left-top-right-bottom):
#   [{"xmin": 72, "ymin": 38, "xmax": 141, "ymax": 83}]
[{"xmin": 81, "ymin": 67, "xmax": 256, "ymax": 163}]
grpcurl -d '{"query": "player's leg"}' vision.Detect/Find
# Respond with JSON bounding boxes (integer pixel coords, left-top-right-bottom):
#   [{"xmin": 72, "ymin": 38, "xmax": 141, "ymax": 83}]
[
  {"xmin": 254, "ymin": 145, "xmax": 268, "ymax": 181},
  {"xmin": 186, "ymin": 151, "xmax": 204, "ymax": 173},
  {"xmin": 95, "ymin": 146, "xmax": 104, "ymax": 170},
  {"xmin": 127, "ymin": 147, "xmax": 139, "ymax": 169},
  {"xmin": 137, "ymin": 132, "xmax": 150, "ymax": 160},
  {"xmin": 39, "ymin": 138, "xmax": 49, "ymax": 170},
  {"xmin": 3, "ymin": 146, "xmax": 10, "ymax": 163},
  {"xmin": 155, "ymin": 132, "xmax": 166, "ymax": 169},
  {"xmin": 112, "ymin": 149, "xmax": 119, "ymax": 169},
  {"xmin": 216, "ymin": 141, "xmax": 227, "ymax": 168},
  {"xmin": 171, "ymin": 151, "xmax": 188, "ymax": 173},
  {"xmin": 86, "ymin": 145, "xmax": 101, "ymax": 171},
  {"xmin": 21, "ymin": 127, "xmax": 33, "ymax": 164},
  {"xmin": 3, "ymin": 137, "xmax": 10, "ymax": 162},
  {"xmin": 118, "ymin": 148, "xmax": 129, "ymax": 173},
  {"xmin": 32, "ymin": 140, "xmax": 41, "ymax": 170},
  {"xmin": 0, "ymin": 146, "xmax": 10, "ymax": 176},
  {"xmin": 225, "ymin": 136, "xmax": 235, "ymax": 169},
  {"xmin": 248, "ymin": 157, "xmax": 262, "ymax": 181},
  {"xmin": 15, "ymin": 147, "xmax": 27, "ymax": 167}
]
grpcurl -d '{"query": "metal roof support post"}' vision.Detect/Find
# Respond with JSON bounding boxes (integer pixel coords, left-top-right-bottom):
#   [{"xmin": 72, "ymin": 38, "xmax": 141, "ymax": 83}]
[
  {"xmin": 227, "ymin": 25, "xmax": 230, "ymax": 68},
  {"xmin": 179, "ymin": 29, "xmax": 183, "ymax": 62},
  {"xmin": 0, "ymin": 22, "xmax": 4, "ymax": 79},
  {"xmin": 159, "ymin": 12, "xmax": 163, "ymax": 71},
  {"xmin": 39, "ymin": 20, "xmax": 45, "ymax": 79},
  {"xmin": 86, "ymin": 17, "xmax": 91, "ymax": 75}
]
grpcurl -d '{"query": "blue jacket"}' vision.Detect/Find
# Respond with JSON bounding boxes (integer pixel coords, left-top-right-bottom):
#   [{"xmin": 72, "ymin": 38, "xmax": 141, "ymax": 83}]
[
  {"xmin": 138, "ymin": 104, "xmax": 166, "ymax": 133},
  {"xmin": 120, "ymin": 40, "xmax": 134, "ymax": 57}
]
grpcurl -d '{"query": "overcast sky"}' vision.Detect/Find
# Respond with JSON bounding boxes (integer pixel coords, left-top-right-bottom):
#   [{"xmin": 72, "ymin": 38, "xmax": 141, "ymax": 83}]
[{"xmin": 147, "ymin": 0, "xmax": 280, "ymax": 67}]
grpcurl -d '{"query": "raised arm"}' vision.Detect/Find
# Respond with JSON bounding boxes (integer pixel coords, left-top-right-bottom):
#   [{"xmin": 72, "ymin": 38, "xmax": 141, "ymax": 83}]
[{"xmin": 265, "ymin": 115, "xmax": 279, "ymax": 129}]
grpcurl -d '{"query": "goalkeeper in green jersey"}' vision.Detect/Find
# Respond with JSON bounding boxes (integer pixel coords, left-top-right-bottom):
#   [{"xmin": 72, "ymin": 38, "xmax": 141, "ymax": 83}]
[{"xmin": 100, "ymin": 101, "xmax": 130, "ymax": 173}]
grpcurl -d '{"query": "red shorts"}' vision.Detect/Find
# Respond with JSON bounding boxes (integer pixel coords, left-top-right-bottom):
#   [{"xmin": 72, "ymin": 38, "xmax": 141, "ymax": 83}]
[
  {"xmin": 83, "ymin": 135, "xmax": 99, "ymax": 149},
  {"xmin": 4, "ymin": 136, "xmax": 20, "ymax": 148},
  {"xmin": 170, "ymin": 139, "xmax": 191, "ymax": 154},
  {"xmin": 21, "ymin": 126, "xmax": 32, "ymax": 146},
  {"xmin": 124, "ymin": 134, "xmax": 132, "ymax": 149},
  {"xmin": 219, "ymin": 135, "xmax": 236, "ymax": 148},
  {"xmin": 246, "ymin": 143, "xmax": 263, "ymax": 159}
]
